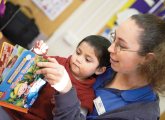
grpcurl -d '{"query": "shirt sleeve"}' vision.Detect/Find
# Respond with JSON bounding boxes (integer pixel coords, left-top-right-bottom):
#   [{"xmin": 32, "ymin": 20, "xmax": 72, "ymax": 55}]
[{"xmin": 53, "ymin": 87, "xmax": 86, "ymax": 120}]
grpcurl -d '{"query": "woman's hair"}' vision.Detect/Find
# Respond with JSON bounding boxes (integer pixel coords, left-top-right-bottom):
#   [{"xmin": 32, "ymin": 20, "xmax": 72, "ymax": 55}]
[
  {"xmin": 131, "ymin": 14, "xmax": 165, "ymax": 95},
  {"xmin": 77, "ymin": 35, "xmax": 111, "ymax": 68}
]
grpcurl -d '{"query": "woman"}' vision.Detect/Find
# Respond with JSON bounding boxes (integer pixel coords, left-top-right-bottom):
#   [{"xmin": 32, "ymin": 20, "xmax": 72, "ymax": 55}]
[{"xmin": 37, "ymin": 14, "xmax": 165, "ymax": 120}]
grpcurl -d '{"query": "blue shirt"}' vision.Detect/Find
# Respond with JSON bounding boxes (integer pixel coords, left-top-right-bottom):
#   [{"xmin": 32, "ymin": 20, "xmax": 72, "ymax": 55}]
[{"xmin": 87, "ymin": 68, "xmax": 157, "ymax": 119}]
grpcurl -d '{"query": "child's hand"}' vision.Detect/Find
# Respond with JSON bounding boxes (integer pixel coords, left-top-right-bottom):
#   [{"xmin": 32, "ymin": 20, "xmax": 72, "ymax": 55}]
[
  {"xmin": 36, "ymin": 57, "xmax": 72, "ymax": 93},
  {"xmin": 32, "ymin": 40, "xmax": 48, "ymax": 55}
]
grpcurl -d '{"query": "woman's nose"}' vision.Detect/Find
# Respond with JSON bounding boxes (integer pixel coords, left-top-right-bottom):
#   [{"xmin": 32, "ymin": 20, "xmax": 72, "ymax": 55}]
[{"xmin": 108, "ymin": 43, "xmax": 115, "ymax": 53}]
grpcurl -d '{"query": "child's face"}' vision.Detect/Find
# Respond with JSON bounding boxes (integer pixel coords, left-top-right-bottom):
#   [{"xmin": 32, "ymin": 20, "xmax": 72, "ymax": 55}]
[{"xmin": 70, "ymin": 42, "xmax": 100, "ymax": 80}]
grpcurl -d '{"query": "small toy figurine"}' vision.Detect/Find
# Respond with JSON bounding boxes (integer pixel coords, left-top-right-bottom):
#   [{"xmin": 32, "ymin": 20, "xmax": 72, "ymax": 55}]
[{"xmin": 31, "ymin": 40, "xmax": 48, "ymax": 56}]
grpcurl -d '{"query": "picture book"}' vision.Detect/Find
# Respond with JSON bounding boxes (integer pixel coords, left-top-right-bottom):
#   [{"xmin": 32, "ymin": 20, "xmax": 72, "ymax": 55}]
[
  {"xmin": 0, "ymin": 44, "xmax": 26, "ymax": 83},
  {"xmin": 0, "ymin": 43, "xmax": 47, "ymax": 113},
  {"xmin": 0, "ymin": 42, "xmax": 14, "ymax": 75}
]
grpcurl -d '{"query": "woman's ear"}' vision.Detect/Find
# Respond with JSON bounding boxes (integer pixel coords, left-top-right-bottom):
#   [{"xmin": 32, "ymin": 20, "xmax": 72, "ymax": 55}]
[
  {"xmin": 95, "ymin": 66, "xmax": 106, "ymax": 75},
  {"xmin": 143, "ymin": 53, "xmax": 155, "ymax": 63}
]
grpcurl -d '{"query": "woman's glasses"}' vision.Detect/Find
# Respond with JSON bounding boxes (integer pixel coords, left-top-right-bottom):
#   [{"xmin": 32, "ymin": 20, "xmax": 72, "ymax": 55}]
[{"xmin": 109, "ymin": 31, "xmax": 139, "ymax": 53}]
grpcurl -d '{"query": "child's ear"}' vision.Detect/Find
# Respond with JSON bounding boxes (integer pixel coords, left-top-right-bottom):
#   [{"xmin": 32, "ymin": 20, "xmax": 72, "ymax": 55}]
[{"xmin": 95, "ymin": 67, "xmax": 106, "ymax": 75}]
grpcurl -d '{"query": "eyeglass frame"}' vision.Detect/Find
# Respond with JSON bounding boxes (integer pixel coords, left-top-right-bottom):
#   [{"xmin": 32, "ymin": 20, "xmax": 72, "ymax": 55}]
[{"xmin": 109, "ymin": 31, "xmax": 140, "ymax": 53}]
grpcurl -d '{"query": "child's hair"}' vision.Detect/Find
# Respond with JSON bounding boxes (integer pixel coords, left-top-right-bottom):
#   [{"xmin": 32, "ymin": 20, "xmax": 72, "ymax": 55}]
[{"xmin": 77, "ymin": 35, "xmax": 111, "ymax": 68}]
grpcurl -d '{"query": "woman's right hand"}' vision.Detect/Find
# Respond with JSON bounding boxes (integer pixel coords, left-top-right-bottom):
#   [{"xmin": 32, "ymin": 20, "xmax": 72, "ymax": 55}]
[{"xmin": 36, "ymin": 57, "xmax": 72, "ymax": 94}]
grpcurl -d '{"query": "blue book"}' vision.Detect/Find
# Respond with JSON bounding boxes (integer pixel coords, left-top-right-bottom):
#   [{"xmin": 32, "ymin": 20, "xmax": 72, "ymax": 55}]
[{"xmin": 0, "ymin": 50, "xmax": 47, "ymax": 113}]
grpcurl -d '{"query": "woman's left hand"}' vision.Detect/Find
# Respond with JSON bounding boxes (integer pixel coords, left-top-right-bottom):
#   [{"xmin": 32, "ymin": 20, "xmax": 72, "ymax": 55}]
[{"xmin": 36, "ymin": 57, "xmax": 72, "ymax": 93}]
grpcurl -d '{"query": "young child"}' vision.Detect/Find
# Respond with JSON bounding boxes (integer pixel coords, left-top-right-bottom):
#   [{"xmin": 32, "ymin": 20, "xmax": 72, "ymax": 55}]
[
  {"xmin": 49, "ymin": 35, "xmax": 111, "ymax": 115},
  {"xmin": 4, "ymin": 35, "xmax": 111, "ymax": 119}
]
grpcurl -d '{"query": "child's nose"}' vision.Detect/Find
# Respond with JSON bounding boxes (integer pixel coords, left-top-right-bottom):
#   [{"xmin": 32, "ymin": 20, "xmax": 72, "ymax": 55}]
[{"xmin": 76, "ymin": 56, "xmax": 83, "ymax": 63}]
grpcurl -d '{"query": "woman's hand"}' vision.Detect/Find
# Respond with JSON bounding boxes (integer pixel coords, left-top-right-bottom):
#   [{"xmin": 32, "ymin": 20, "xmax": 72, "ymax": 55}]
[{"xmin": 36, "ymin": 57, "xmax": 72, "ymax": 94}]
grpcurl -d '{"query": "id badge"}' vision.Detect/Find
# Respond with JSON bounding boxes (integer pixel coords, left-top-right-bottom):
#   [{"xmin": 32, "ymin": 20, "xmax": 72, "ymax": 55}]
[{"xmin": 93, "ymin": 96, "xmax": 106, "ymax": 115}]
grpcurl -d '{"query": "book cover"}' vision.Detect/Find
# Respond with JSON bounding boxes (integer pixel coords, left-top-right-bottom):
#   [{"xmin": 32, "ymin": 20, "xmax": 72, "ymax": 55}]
[
  {"xmin": 0, "ymin": 42, "xmax": 14, "ymax": 76},
  {"xmin": 0, "ymin": 48, "xmax": 47, "ymax": 113},
  {"xmin": 0, "ymin": 44, "xmax": 26, "ymax": 83}
]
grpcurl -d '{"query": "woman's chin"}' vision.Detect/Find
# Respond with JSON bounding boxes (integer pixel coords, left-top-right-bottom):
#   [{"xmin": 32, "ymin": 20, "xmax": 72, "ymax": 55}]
[{"xmin": 111, "ymin": 64, "xmax": 118, "ymax": 72}]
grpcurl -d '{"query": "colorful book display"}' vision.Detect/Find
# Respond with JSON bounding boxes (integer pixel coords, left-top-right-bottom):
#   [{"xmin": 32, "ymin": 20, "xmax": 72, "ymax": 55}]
[{"xmin": 0, "ymin": 42, "xmax": 47, "ymax": 113}]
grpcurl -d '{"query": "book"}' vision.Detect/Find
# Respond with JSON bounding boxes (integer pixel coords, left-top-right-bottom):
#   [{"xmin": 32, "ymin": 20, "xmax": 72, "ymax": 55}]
[
  {"xmin": 0, "ymin": 43, "xmax": 47, "ymax": 113},
  {"xmin": 0, "ymin": 42, "xmax": 14, "ymax": 76},
  {"xmin": 1, "ymin": 44, "xmax": 25, "ymax": 83}
]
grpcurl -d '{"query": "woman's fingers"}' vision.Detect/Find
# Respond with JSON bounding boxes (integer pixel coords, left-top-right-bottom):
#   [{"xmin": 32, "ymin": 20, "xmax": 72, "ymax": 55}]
[
  {"xmin": 47, "ymin": 57, "xmax": 59, "ymax": 64},
  {"xmin": 37, "ymin": 62, "xmax": 55, "ymax": 69},
  {"xmin": 44, "ymin": 73, "xmax": 62, "ymax": 83},
  {"xmin": 36, "ymin": 64, "xmax": 64, "ymax": 77},
  {"xmin": 37, "ymin": 57, "xmax": 59, "ymax": 68},
  {"xmin": 44, "ymin": 73, "xmax": 55, "ymax": 79},
  {"xmin": 36, "ymin": 67, "xmax": 58, "ymax": 75}
]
